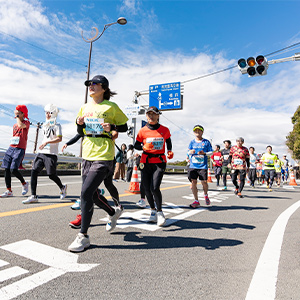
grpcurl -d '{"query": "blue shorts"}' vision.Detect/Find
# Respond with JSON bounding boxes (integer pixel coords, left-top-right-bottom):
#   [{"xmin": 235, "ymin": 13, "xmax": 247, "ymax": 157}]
[{"xmin": 1, "ymin": 146, "xmax": 25, "ymax": 170}]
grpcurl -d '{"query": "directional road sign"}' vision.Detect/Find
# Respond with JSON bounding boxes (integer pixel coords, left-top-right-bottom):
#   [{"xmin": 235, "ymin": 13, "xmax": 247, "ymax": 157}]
[{"xmin": 149, "ymin": 82, "xmax": 182, "ymax": 111}]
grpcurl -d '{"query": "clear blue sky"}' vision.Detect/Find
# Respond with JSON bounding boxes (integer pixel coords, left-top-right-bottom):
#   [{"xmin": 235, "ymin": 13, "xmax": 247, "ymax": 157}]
[{"xmin": 0, "ymin": 0, "xmax": 299, "ymax": 159}]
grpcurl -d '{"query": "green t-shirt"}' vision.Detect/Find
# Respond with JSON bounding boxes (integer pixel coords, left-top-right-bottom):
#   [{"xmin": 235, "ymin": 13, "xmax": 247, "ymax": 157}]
[
  {"xmin": 274, "ymin": 159, "xmax": 284, "ymax": 173},
  {"xmin": 78, "ymin": 100, "xmax": 128, "ymax": 161},
  {"xmin": 261, "ymin": 152, "xmax": 277, "ymax": 170}
]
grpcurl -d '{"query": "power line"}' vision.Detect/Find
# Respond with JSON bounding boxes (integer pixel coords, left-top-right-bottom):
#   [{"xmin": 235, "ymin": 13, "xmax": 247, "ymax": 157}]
[
  {"xmin": 265, "ymin": 41, "xmax": 300, "ymax": 58},
  {"xmin": 0, "ymin": 30, "xmax": 86, "ymax": 67}
]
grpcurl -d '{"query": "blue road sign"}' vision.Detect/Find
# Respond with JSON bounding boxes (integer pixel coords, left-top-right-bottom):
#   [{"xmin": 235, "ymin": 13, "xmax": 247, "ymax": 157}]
[{"xmin": 149, "ymin": 82, "xmax": 182, "ymax": 111}]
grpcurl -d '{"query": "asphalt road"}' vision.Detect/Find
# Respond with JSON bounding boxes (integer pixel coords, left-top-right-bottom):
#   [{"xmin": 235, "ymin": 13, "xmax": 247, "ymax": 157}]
[{"xmin": 0, "ymin": 174, "xmax": 299, "ymax": 300}]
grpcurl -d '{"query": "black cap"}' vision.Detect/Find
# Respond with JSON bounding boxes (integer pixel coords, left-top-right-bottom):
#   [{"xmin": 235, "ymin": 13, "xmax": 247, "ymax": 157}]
[
  {"xmin": 146, "ymin": 106, "xmax": 161, "ymax": 114},
  {"xmin": 193, "ymin": 125, "xmax": 204, "ymax": 131},
  {"xmin": 223, "ymin": 140, "xmax": 231, "ymax": 145},
  {"xmin": 85, "ymin": 75, "xmax": 109, "ymax": 87}
]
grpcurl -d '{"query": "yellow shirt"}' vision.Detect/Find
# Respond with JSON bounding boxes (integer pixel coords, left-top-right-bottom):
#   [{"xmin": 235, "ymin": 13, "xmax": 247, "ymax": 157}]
[
  {"xmin": 261, "ymin": 152, "xmax": 277, "ymax": 170},
  {"xmin": 78, "ymin": 100, "xmax": 128, "ymax": 161}
]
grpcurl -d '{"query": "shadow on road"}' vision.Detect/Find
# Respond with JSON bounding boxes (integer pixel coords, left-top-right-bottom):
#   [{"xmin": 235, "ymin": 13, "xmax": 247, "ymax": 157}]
[{"xmin": 89, "ymin": 231, "xmax": 243, "ymax": 251}]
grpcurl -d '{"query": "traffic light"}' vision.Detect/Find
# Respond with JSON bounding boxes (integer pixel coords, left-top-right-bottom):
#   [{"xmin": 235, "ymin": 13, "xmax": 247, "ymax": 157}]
[{"xmin": 238, "ymin": 55, "xmax": 268, "ymax": 77}]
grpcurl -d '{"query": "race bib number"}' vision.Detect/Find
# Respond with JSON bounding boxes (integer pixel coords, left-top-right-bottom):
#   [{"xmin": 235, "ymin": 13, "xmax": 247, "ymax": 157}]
[
  {"xmin": 223, "ymin": 155, "xmax": 229, "ymax": 160},
  {"xmin": 44, "ymin": 144, "xmax": 50, "ymax": 150},
  {"xmin": 85, "ymin": 118, "xmax": 104, "ymax": 135},
  {"xmin": 267, "ymin": 159, "xmax": 274, "ymax": 164},
  {"xmin": 192, "ymin": 155, "xmax": 205, "ymax": 164},
  {"xmin": 214, "ymin": 156, "xmax": 220, "ymax": 161},
  {"xmin": 234, "ymin": 158, "xmax": 244, "ymax": 166},
  {"xmin": 145, "ymin": 137, "xmax": 164, "ymax": 150},
  {"xmin": 10, "ymin": 136, "xmax": 20, "ymax": 145}
]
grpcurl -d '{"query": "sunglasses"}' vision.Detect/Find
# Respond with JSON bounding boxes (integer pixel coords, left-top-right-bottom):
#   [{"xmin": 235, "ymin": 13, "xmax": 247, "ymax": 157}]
[
  {"xmin": 45, "ymin": 111, "xmax": 54, "ymax": 114},
  {"xmin": 88, "ymin": 82, "xmax": 102, "ymax": 86}
]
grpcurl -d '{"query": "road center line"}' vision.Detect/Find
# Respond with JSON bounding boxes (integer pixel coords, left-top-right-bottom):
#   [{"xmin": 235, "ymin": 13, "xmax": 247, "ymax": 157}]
[
  {"xmin": 245, "ymin": 199, "xmax": 300, "ymax": 300},
  {"xmin": 0, "ymin": 184, "xmax": 190, "ymax": 218}
]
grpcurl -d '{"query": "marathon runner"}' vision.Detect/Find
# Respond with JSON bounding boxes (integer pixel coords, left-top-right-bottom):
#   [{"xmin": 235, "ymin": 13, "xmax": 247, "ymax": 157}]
[
  {"xmin": 248, "ymin": 147, "xmax": 258, "ymax": 188},
  {"xmin": 187, "ymin": 125, "xmax": 213, "ymax": 208},
  {"xmin": 23, "ymin": 104, "xmax": 67, "ymax": 204},
  {"xmin": 281, "ymin": 154, "xmax": 289, "ymax": 184},
  {"xmin": 0, "ymin": 105, "xmax": 30, "ymax": 198},
  {"xmin": 229, "ymin": 137, "xmax": 250, "ymax": 198},
  {"xmin": 260, "ymin": 145, "xmax": 277, "ymax": 192},
  {"xmin": 211, "ymin": 145, "xmax": 222, "ymax": 187},
  {"xmin": 220, "ymin": 140, "xmax": 231, "ymax": 190},
  {"xmin": 274, "ymin": 154, "xmax": 284, "ymax": 187},
  {"xmin": 68, "ymin": 75, "xmax": 128, "ymax": 252}
]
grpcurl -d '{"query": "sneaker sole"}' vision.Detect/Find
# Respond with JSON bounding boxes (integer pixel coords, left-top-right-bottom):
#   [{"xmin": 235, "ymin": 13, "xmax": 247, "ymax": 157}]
[
  {"xmin": 69, "ymin": 223, "xmax": 81, "ymax": 229},
  {"xmin": 71, "ymin": 206, "xmax": 81, "ymax": 210},
  {"xmin": 22, "ymin": 200, "xmax": 38, "ymax": 204},
  {"xmin": 68, "ymin": 242, "xmax": 90, "ymax": 252}
]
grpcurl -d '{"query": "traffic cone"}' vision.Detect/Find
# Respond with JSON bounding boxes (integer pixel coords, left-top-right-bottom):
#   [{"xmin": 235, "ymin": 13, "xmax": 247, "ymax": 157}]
[
  {"xmin": 289, "ymin": 171, "xmax": 297, "ymax": 186},
  {"xmin": 207, "ymin": 168, "xmax": 213, "ymax": 183},
  {"xmin": 126, "ymin": 165, "xmax": 141, "ymax": 194}
]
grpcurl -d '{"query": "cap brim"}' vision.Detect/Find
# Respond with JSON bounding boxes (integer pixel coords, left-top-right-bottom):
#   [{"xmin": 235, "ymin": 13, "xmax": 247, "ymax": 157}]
[
  {"xmin": 147, "ymin": 110, "xmax": 161, "ymax": 115},
  {"xmin": 193, "ymin": 127, "xmax": 203, "ymax": 131},
  {"xmin": 84, "ymin": 80, "xmax": 92, "ymax": 86}
]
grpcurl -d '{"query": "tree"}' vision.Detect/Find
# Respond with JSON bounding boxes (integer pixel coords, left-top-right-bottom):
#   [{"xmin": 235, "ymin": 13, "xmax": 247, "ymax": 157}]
[{"xmin": 286, "ymin": 105, "xmax": 300, "ymax": 161}]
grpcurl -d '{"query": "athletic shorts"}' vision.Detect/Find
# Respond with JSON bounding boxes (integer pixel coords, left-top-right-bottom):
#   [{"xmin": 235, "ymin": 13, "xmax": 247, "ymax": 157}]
[
  {"xmin": 82, "ymin": 160, "xmax": 114, "ymax": 178},
  {"xmin": 276, "ymin": 172, "xmax": 281, "ymax": 179},
  {"xmin": 188, "ymin": 168, "xmax": 208, "ymax": 181},
  {"xmin": 222, "ymin": 166, "xmax": 231, "ymax": 175},
  {"xmin": 1, "ymin": 146, "xmax": 25, "ymax": 170},
  {"xmin": 32, "ymin": 153, "xmax": 58, "ymax": 175},
  {"xmin": 214, "ymin": 166, "xmax": 222, "ymax": 176}
]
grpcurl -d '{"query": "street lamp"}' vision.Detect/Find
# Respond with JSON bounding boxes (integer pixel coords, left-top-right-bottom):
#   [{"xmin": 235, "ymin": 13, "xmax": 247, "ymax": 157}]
[{"xmin": 81, "ymin": 17, "xmax": 127, "ymax": 103}]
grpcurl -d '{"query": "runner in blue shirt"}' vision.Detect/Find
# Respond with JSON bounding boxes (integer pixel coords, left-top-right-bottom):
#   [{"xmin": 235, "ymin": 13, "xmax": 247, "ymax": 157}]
[{"xmin": 188, "ymin": 125, "xmax": 213, "ymax": 208}]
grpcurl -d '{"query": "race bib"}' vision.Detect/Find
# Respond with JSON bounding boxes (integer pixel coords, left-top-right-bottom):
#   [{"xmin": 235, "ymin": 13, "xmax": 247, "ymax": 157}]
[
  {"xmin": 267, "ymin": 159, "xmax": 274, "ymax": 164},
  {"xmin": 192, "ymin": 155, "xmax": 205, "ymax": 164},
  {"xmin": 10, "ymin": 136, "xmax": 20, "ymax": 145},
  {"xmin": 214, "ymin": 156, "xmax": 220, "ymax": 161},
  {"xmin": 85, "ymin": 118, "xmax": 104, "ymax": 135},
  {"xmin": 145, "ymin": 137, "xmax": 164, "ymax": 150},
  {"xmin": 44, "ymin": 144, "xmax": 50, "ymax": 150},
  {"xmin": 234, "ymin": 158, "xmax": 243, "ymax": 166},
  {"xmin": 223, "ymin": 155, "xmax": 229, "ymax": 160}
]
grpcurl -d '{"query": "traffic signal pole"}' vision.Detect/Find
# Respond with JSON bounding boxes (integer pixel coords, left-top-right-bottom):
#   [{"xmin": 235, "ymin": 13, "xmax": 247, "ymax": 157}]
[{"xmin": 267, "ymin": 52, "xmax": 300, "ymax": 65}]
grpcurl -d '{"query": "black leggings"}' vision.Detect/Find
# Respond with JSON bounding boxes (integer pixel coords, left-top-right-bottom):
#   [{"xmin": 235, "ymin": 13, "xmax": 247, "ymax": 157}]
[
  {"xmin": 231, "ymin": 169, "xmax": 246, "ymax": 193},
  {"xmin": 30, "ymin": 170, "xmax": 63, "ymax": 195},
  {"xmin": 264, "ymin": 169, "xmax": 276, "ymax": 187},
  {"xmin": 248, "ymin": 169, "xmax": 257, "ymax": 186},
  {"xmin": 4, "ymin": 168, "xmax": 25, "ymax": 189},
  {"xmin": 103, "ymin": 174, "xmax": 120, "ymax": 206},
  {"xmin": 80, "ymin": 169, "xmax": 116, "ymax": 234},
  {"xmin": 141, "ymin": 162, "xmax": 166, "ymax": 211}
]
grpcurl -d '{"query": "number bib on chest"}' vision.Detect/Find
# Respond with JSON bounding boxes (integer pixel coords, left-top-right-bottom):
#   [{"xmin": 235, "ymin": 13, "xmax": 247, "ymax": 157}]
[
  {"xmin": 146, "ymin": 137, "xmax": 164, "ymax": 150},
  {"xmin": 234, "ymin": 158, "xmax": 244, "ymax": 166},
  {"xmin": 10, "ymin": 136, "xmax": 20, "ymax": 145},
  {"xmin": 85, "ymin": 118, "xmax": 104, "ymax": 135},
  {"xmin": 192, "ymin": 155, "xmax": 205, "ymax": 164}
]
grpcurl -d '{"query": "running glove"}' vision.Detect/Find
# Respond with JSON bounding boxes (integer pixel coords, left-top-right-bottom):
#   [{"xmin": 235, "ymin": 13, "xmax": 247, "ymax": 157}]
[
  {"xmin": 167, "ymin": 151, "xmax": 174, "ymax": 159},
  {"xmin": 143, "ymin": 143, "xmax": 154, "ymax": 151}
]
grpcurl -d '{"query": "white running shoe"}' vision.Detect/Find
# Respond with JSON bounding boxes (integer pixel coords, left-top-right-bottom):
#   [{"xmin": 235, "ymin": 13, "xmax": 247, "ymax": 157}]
[
  {"xmin": 148, "ymin": 210, "xmax": 157, "ymax": 223},
  {"xmin": 0, "ymin": 190, "xmax": 13, "ymax": 198},
  {"xmin": 22, "ymin": 182, "xmax": 29, "ymax": 195},
  {"xmin": 22, "ymin": 195, "xmax": 38, "ymax": 204},
  {"xmin": 136, "ymin": 199, "xmax": 147, "ymax": 208},
  {"xmin": 68, "ymin": 233, "xmax": 90, "ymax": 252},
  {"xmin": 71, "ymin": 199, "xmax": 81, "ymax": 210},
  {"xmin": 60, "ymin": 184, "xmax": 67, "ymax": 200},
  {"xmin": 106, "ymin": 207, "xmax": 122, "ymax": 232},
  {"xmin": 157, "ymin": 211, "xmax": 166, "ymax": 227}
]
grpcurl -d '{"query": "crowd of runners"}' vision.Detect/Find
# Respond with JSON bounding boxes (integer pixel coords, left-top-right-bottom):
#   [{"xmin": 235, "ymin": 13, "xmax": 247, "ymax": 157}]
[{"xmin": 0, "ymin": 74, "xmax": 296, "ymax": 253}]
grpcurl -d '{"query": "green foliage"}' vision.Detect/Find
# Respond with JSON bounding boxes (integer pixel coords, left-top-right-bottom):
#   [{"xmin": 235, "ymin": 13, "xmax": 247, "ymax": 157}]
[
  {"xmin": 168, "ymin": 160, "xmax": 188, "ymax": 166},
  {"xmin": 286, "ymin": 105, "xmax": 300, "ymax": 160}
]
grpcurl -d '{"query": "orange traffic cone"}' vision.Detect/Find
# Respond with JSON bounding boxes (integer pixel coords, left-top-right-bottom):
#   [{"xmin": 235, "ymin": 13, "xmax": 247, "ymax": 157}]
[
  {"xmin": 207, "ymin": 168, "xmax": 213, "ymax": 183},
  {"xmin": 289, "ymin": 171, "xmax": 297, "ymax": 186},
  {"xmin": 126, "ymin": 165, "xmax": 141, "ymax": 194}
]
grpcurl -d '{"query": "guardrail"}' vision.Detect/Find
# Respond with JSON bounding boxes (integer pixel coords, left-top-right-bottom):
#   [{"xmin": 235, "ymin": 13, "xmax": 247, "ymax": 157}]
[
  {"xmin": 0, "ymin": 151, "xmax": 189, "ymax": 173},
  {"xmin": 0, "ymin": 151, "xmax": 82, "ymax": 164}
]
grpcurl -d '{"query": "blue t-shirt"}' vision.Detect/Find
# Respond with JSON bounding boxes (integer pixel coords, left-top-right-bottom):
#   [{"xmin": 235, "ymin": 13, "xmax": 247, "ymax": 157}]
[{"xmin": 188, "ymin": 138, "xmax": 213, "ymax": 169}]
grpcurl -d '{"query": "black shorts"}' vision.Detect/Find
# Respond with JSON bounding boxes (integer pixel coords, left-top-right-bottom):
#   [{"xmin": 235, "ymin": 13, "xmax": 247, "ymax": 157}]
[
  {"xmin": 188, "ymin": 168, "xmax": 208, "ymax": 181},
  {"xmin": 32, "ymin": 153, "xmax": 58, "ymax": 175}
]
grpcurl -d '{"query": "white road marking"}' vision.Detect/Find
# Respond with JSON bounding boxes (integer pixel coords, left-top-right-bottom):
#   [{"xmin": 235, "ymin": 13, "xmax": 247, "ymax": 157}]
[
  {"xmin": 0, "ymin": 259, "xmax": 9, "ymax": 267},
  {"xmin": 0, "ymin": 240, "xmax": 99, "ymax": 299},
  {"xmin": 0, "ymin": 266, "xmax": 29, "ymax": 283},
  {"xmin": 245, "ymin": 200, "xmax": 300, "ymax": 300},
  {"xmin": 161, "ymin": 180, "xmax": 190, "ymax": 184}
]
